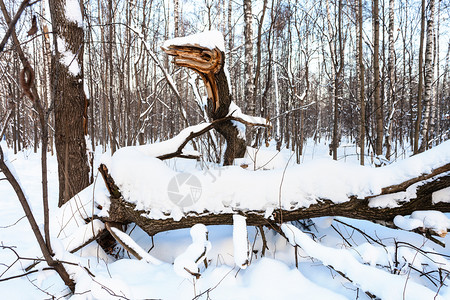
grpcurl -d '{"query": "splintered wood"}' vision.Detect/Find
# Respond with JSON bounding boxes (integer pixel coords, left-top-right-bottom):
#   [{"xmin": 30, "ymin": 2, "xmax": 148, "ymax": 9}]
[{"xmin": 162, "ymin": 45, "xmax": 223, "ymax": 112}]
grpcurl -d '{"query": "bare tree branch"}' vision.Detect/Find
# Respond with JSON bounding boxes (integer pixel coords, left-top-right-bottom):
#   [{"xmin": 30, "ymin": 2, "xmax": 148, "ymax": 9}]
[{"xmin": 0, "ymin": 0, "xmax": 30, "ymax": 52}]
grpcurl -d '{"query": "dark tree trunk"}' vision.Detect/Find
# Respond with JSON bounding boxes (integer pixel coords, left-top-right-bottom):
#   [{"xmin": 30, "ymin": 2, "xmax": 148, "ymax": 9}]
[
  {"xmin": 374, "ymin": 0, "xmax": 383, "ymax": 156},
  {"xmin": 206, "ymin": 67, "xmax": 246, "ymax": 165},
  {"xmin": 48, "ymin": 0, "xmax": 90, "ymax": 207}
]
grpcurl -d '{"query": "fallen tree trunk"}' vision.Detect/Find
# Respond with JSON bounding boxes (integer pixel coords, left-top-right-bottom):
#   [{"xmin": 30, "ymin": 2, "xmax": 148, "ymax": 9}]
[{"xmin": 98, "ymin": 163, "xmax": 450, "ymax": 237}]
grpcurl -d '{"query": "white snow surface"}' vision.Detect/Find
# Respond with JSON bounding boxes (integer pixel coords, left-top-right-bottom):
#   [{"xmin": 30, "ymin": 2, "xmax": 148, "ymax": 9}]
[
  {"xmin": 110, "ymin": 226, "xmax": 162, "ymax": 265},
  {"xmin": 227, "ymin": 101, "xmax": 269, "ymax": 140},
  {"xmin": 238, "ymin": 146, "xmax": 286, "ymax": 170},
  {"xmin": 228, "ymin": 101, "xmax": 269, "ymax": 127},
  {"xmin": 103, "ymin": 139, "xmax": 450, "ymax": 219},
  {"xmin": 64, "ymin": 0, "xmax": 83, "ymax": 26},
  {"xmin": 393, "ymin": 215, "xmax": 425, "ymax": 231},
  {"xmin": 394, "ymin": 211, "xmax": 450, "ymax": 236},
  {"xmin": 107, "ymin": 122, "xmax": 209, "ymax": 160},
  {"xmin": 433, "ymin": 186, "xmax": 450, "ymax": 204},
  {"xmin": 410, "ymin": 211, "xmax": 450, "ymax": 236},
  {"xmin": 162, "ymin": 30, "xmax": 225, "ymax": 52},
  {"xmin": 2, "ymin": 142, "xmax": 450, "ymax": 299}
]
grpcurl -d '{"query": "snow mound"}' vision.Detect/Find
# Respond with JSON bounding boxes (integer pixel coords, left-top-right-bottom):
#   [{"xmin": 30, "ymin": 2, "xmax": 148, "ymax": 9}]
[
  {"xmin": 173, "ymin": 224, "xmax": 211, "ymax": 278},
  {"xmin": 99, "ymin": 140, "xmax": 450, "ymax": 220},
  {"xmin": 395, "ymin": 211, "xmax": 450, "ymax": 237}
]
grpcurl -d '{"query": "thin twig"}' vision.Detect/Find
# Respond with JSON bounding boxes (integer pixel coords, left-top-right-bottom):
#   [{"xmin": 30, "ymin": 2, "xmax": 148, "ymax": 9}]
[
  {"xmin": 335, "ymin": 219, "xmax": 386, "ymax": 247},
  {"xmin": 0, "ymin": 215, "xmax": 26, "ymax": 228},
  {"xmin": 0, "ymin": 267, "xmax": 54, "ymax": 282},
  {"xmin": 191, "ymin": 267, "xmax": 235, "ymax": 300}
]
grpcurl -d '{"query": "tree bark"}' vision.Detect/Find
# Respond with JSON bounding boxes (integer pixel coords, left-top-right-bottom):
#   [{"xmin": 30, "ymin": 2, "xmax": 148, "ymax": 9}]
[
  {"xmin": 243, "ymin": 0, "xmax": 255, "ymax": 117},
  {"xmin": 385, "ymin": 0, "xmax": 395, "ymax": 160},
  {"xmin": 326, "ymin": 0, "xmax": 344, "ymax": 160},
  {"xmin": 108, "ymin": 0, "xmax": 117, "ymax": 154},
  {"xmin": 48, "ymin": 0, "xmax": 90, "ymax": 206}
]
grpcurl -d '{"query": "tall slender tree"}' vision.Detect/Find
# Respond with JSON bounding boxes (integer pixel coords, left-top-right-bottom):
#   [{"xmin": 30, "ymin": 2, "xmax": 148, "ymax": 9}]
[
  {"xmin": 357, "ymin": 0, "xmax": 365, "ymax": 165},
  {"xmin": 385, "ymin": 0, "xmax": 395, "ymax": 160},
  {"xmin": 414, "ymin": 0, "xmax": 426, "ymax": 154},
  {"xmin": 108, "ymin": 0, "xmax": 117, "ymax": 154},
  {"xmin": 326, "ymin": 0, "xmax": 344, "ymax": 160},
  {"xmin": 419, "ymin": 0, "xmax": 435, "ymax": 152},
  {"xmin": 373, "ymin": 0, "xmax": 383, "ymax": 157},
  {"xmin": 244, "ymin": 0, "xmax": 255, "ymax": 117}
]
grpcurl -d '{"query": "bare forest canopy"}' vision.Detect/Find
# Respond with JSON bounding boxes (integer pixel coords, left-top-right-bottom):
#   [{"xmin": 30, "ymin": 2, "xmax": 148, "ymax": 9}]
[{"xmin": 0, "ymin": 0, "xmax": 448, "ymax": 164}]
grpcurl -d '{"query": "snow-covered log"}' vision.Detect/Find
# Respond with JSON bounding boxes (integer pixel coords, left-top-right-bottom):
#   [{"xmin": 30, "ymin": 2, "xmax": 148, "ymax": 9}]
[
  {"xmin": 100, "ymin": 163, "xmax": 450, "ymax": 235},
  {"xmin": 74, "ymin": 31, "xmax": 450, "ymax": 255}
]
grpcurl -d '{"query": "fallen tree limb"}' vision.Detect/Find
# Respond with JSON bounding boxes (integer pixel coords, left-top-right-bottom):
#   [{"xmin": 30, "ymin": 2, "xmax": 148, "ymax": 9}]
[
  {"xmin": 98, "ymin": 163, "xmax": 450, "ymax": 237},
  {"xmin": 380, "ymin": 164, "xmax": 450, "ymax": 194}
]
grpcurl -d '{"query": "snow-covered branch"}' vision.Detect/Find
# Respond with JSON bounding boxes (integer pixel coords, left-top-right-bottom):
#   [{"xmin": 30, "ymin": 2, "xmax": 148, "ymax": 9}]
[
  {"xmin": 281, "ymin": 224, "xmax": 441, "ymax": 299},
  {"xmin": 112, "ymin": 114, "xmax": 270, "ymax": 162},
  {"xmin": 105, "ymin": 222, "xmax": 162, "ymax": 265}
]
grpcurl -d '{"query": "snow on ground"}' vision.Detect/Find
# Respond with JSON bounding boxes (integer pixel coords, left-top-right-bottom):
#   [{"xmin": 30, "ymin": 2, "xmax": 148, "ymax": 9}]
[{"xmin": 1, "ymin": 139, "xmax": 450, "ymax": 299}]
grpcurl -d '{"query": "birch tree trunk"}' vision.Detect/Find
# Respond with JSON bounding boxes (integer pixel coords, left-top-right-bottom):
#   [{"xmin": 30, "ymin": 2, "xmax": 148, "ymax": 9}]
[
  {"xmin": 274, "ymin": 39, "xmax": 281, "ymax": 151},
  {"xmin": 433, "ymin": 0, "xmax": 440, "ymax": 144},
  {"xmin": 419, "ymin": 0, "xmax": 435, "ymax": 153},
  {"xmin": 174, "ymin": 0, "xmax": 179, "ymax": 37},
  {"xmin": 385, "ymin": 0, "xmax": 395, "ymax": 160},
  {"xmin": 227, "ymin": 0, "xmax": 235, "ymax": 98},
  {"xmin": 244, "ymin": 0, "xmax": 255, "ymax": 119},
  {"xmin": 326, "ymin": 0, "xmax": 344, "ymax": 161}
]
